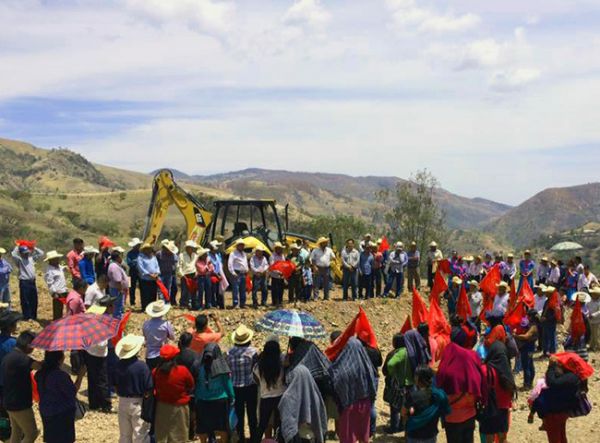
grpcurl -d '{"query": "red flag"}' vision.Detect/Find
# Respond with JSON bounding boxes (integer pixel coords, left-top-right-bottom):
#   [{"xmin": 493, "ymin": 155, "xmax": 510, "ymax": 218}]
[
  {"xmin": 480, "ymin": 264, "xmax": 501, "ymax": 297},
  {"xmin": 570, "ymin": 300, "xmax": 586, "ymax": 343},
  {"xmin": 456, "ymin": 284, "xmax": 472, "ymax": 321},
  {"xmin": 57, "ymin": 297, "xmax": 67, "ymax": 305},
  {"xmin": 400, "ymin": 315, "xmax": 412, "ymax": 334},
  {"xmin": 428, "ymin": 296, "xmax": 451, "ymax": 339},
  {"xmin": 479, "ymin": 293, "xmax": 494, "ymax": 323},
  {"xmin": 553, "ymin": 352, "xmax": 594, "ymax": 380},
  {"xmin": 325, "ymin": 307, "xmax": 378, "ymax": 361},
  {"xmin": 437, "ymin": 259, "xmax": 452, "ymax": 275},
  {"xmin": 156, "ymin": 279, "xmax": 170, "ymax": 302},
  {"xmin": 412, "ymin": 288, "xmax": 429, "ymax": 327},
  {"xmin": 269, "ymin": 260, "xmax": 297, "ymax": 280},
  {"xmin": 430, "ymin": 270, "xmax": 448, "ymax": 303},
  {"xmin": 508, "ymin": 279, "xmax": 517, "ymax": 311},
  {"xmin": 548, "ymin": 291, "xmax": 563, "ymax": 323},
  {"xmin": 184, "ymin": 276, "xmax": 198, "ymax": 294},
  {"xmin": 378, "ymin": 237, "xmax": 390, "ymax": 253},
  {"xmin": 246, "ymin": 274, "xmax": 253, "ymax": 292},
  {"xmin": 518, "ymin": 278, "xmax": 535, "ymax": 308},
  {"xmin": 111, "ymin": 311, "xmax": 132, "ymax": 346},
  {"xmin": 504, "ymin": 300, "xmax": 526, "ymax": 330}
]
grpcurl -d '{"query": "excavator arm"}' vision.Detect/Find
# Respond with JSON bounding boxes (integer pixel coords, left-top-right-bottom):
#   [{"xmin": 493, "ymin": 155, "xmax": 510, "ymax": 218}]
[{"xmin": 142, "ymin": 169, "xmax": 213, "ymax": 246}]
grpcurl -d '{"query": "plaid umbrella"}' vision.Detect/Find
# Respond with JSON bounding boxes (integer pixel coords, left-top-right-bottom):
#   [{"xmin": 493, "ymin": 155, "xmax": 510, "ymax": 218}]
[
  {"xmin": 32, "ymin": 313, "xmax": 120, "ymax": 351},
  {"xmin": 255, "ymin": 309, "xmax": 326, "ymax": 340}
]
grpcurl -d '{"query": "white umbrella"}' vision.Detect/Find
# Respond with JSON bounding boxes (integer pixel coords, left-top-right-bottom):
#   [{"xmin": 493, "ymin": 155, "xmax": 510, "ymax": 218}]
[{"xmin": 550, "ymin": 241, "xmax": 584, "ymax": 252}]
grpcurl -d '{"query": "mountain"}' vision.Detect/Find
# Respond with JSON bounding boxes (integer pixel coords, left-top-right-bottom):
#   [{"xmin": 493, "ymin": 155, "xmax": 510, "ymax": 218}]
[
  {"xmin": 190, "ymin": 168, "xmax": 512, "ymax": 229},
  {"xmin": 488, "ymin": 183, "xmax": 600, "ymax": 247}
]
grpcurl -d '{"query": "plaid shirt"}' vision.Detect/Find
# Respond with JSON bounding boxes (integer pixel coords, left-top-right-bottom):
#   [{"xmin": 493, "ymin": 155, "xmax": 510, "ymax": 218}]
[{"xmin": 227, "ymin": 346, "xmax": 258, "ymax": 387}]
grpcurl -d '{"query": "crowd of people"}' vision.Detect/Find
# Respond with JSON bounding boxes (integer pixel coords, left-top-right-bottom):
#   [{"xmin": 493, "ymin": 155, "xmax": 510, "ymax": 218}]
[{"xmin": 0, "ymin": 234, "xmax": 598, "ymax": 443}]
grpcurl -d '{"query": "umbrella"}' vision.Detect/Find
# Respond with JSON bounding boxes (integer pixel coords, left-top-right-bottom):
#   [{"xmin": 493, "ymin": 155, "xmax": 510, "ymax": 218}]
[
  {"xmin": 550, "ymin": 241, "xmax": 584, "ymax": 252},
  {"xmin": 255, "ymin": 309, "xmax": 327, "ymax": 340},
  {"xmin": 32, "ymin": 313, "xmax": 120, "ymax": 351}
]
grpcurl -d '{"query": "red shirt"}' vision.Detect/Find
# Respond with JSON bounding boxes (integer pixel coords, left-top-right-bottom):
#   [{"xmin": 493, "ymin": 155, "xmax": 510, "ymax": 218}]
[
  {"xmin": 152, "ymin": 365, "xmax": 195, "ymax": 406},
  {"xmin": 66, "ymin": 250, "xmax": 83, "ymax": 279}
]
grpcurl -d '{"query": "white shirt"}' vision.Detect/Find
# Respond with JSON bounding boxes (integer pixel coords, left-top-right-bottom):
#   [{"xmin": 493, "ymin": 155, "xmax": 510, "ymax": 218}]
[
  {"xmin": 177, "ymin": 251, "xmax": 198, "ymax": 277},
  {"xmin": 493, "ymin": 293, "xmax": 510, "ymax": 315},
  {"xmin": 84, "ymin": 282, "xmax": 105, "ymax": 306},
  {"xmin": 548, "ymin": 266, "xmax": 561, "ymax": 285},
  {"xmin": 44, "ymin": 265, "xmax": 68, "ymax": 295},
  {"xmin": 469, "ymin": 291, "xmax": 483, "ymax": 316},
  {"xmin": 86, "ymin": 340, "xmax": 108, "ymax": 357},
  {"xmin": 310, "ymin": 247, "xmax": 335, "ymax": 268},
  {"xmin": 537, "ymin": 263, "xmax": 550, "ymax": 280},
  {"xmin": 250, "ymin": 255, "xmax": 269, "ymax": 274},
  {"xmin": 534, "ymin": 294, "xmax": 547, "ymax": 314},
  {"xmin": 228, "ymin": 249, "xmax": 249, "ymax": 274},
  {"xmin": 502, "ymin": 262, "xmax": 516, "ymax": 279},
  {"xmin": 578, "ymin": 272, "xmax": 598, "ymax": 291},
  {"xmin": 269, "ymin": 252, "xmax": 286, "ymax": 279},
  {"xmin": 588, "ymin": 298, "xmax": 600, "ymax": 325},
  {"xmin": 468, "ymin": 262, "xmax": 483, "ymax": 277}
]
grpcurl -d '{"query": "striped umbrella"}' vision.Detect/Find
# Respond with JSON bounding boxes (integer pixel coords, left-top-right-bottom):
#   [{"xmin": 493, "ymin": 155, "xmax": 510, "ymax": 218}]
[
  {"xmin": 255, "ymin": 309, "xmax": 326, "ymax": 340},
  {"xmin": 32, "ymin": 313, "xmax": 120, "ymax": 351}
]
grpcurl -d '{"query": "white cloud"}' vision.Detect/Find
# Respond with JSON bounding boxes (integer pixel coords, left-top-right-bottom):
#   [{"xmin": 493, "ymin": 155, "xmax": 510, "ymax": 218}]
[
  {"xmin": 282, "ymin": 0, "xmax": 331, "ymax": 30},
  {"xmin": 489, "ymin": 68, "xmax": 541, "ymax": 91},
  {"xmin": 386, "ymin": 0, "xmax": 480, "ymax": 33}
]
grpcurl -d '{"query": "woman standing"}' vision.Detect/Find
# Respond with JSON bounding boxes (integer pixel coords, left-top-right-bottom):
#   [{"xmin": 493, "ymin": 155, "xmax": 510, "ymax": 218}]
[
  {"xmin": 253, "ymin": 337, "xmax": 286, "ymax": 442},
  {"xmin": 195, "ymin": 343, "xmax": 235, "ymax": 443},
  {"xmin": 382, "ymin": 333, "xmax": 413, "ymax": 435},
  {"xmin": 35, "ymin": 351, "xmax": 78, "ymax": 443},
  {"xmin": 153, "ymin": 345, "xmax": 195, "ymax": 443},
  {"xmin": 329, "ymin": 337, "xmax": 378, "ymax": 443}
]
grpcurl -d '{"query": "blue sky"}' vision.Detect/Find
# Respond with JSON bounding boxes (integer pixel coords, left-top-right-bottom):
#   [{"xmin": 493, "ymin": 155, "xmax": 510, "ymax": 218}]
[{"xmin": 1, "ymin": 0, "xmax": 600, "ymax": 205}]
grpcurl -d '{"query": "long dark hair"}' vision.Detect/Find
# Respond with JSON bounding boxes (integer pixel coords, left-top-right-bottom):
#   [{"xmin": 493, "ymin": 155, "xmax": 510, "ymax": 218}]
[
  {"xmin": 37, "ymin": 351, "xmax": 65, "ymax": 391},
  {"xmin": 157, "ymin": 359, "xmax": 176, "ymax": 374},
  {"xmin": 258, "ymin": 340, "xmax": 282, "ymax": 389}
]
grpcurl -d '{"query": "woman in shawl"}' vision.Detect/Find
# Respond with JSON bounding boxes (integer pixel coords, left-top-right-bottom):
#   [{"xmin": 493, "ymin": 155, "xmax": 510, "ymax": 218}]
[
  {"xmin": 404, "ymin": 329, "xmax": 432, "ymax": 371},
  {"xmin": 436, "ymin": 338, "xmax": 485, "ymax": 443},
  {"xmin": 279, "ymin": 364, "xmax": 327, "ymax": 443},
  {"xmin": 531, "ymin": 352, "xmax": 594, "ymax": 443},
  {"xmin": 286, "ymin": 337, "xmax": 332, "ymax": 399},
  {"xmin": 479, "ymin": 341, "xmax": 515, "ymax": 443},
  {"xmin": 382, "ymin": 333, "xmax": 413, "ymax": 434},
  {"xmin": 195, "ymin": 343, "xmax": 235, "ymax": 443},
  {"xmin": 329, "ymin": 337, "xmax": 377, "ymax": 443},
  {"xmin": 402, "ymin": 365, "xmax": 450, "ymax": 443}
]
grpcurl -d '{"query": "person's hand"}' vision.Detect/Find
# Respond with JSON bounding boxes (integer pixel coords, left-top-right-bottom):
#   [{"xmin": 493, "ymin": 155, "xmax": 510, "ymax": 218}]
[{"xmin": 209, "ymin": 313, "xmax": 218, "ymax": 320}]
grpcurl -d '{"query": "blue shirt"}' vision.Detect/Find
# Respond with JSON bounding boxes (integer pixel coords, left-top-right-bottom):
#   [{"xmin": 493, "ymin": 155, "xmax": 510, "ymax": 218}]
[
  {"xmin": 126, "ymin": 250, "xmax": 140, "ymax": 273},
  {"xmin": 111, "ymin": 357, "xmax": 153, "ymax": 398},
  {"xmin": 359, "ymin": 252, "xmax": 374, "ymax": 275},
  {"xmin": 156, "ymin": 250, "xmax": 178, "ymax": 276},
  {"xmin": 142, "ymin": 318, "xmax": 174, "ymax": 359},
  {"xmin": 302, "ymin": 267, "xmax": 313, "ymax": 286},
  {"xmin": 0, "ymin": 335, "xmax": 16, "ymax": 388},
  {"xmin": 78, "ymin": 257, "xmax": 96, "ymax": 285},
  {"xmin": 0, "ymin": 259, "xmax": 12, "ymax": 287},
  {"xmin": 137, "ymin": 254, "xmax": 160, "ymax": 280},
  {"xmin": 208, "ymin": 252, "xmax": 222, "ymax": 275}
]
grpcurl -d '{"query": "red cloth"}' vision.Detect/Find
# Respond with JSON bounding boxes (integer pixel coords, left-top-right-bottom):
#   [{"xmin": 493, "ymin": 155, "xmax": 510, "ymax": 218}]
[
  {"xmin": 378, "ymin": 237, "xmax": 390, "ymax": 253},
  {"xmin": 570, "ymin": 300, "xmax": 586, "ymax": 343},
  {"xmin": 31, "ymin": 372, "xmax": 39, "ymax": 403},
  {"xmin": 152, "ymin": 365, "xmax": 195, "ymax": 405},
  {"xmin": 325, "ymin": 307, "xmax": 378, "ymax": 361},
  {"xmin": 518, "ymin": 278, "xmax": 535, "ymax": 308},
  {"xmin": 184, "ymin": 276, "xmax": 198, "ymax": 293},
  {"xmin": 437, "ymin": 259, "xmax": 452, "ymax": 275},
  {"xmin": 400, "ymin": 315, "xmax": 412, "ymax": 334},
  {"xmin": 436, "ymin": 342, "xmax": 485, "ymax": 399},
  {"xmin": 482, "ymin": 366, "xmax": 512, "ymax": 409},
  {"xmin": 548, "ymin": 291, "xmax": 563, "ymax": 323},
  {"xmin": 553, "ymin": 352, "xmax": 594, "ymax": 380},
  {"xmin": 246, "ymin": 274, "xmax": 253, "ymax": 292},
  {"xmin": 428, "ymin": 296, "xmax": 450, "ymax": 339},
  {"xmin": 160, "ymin": 344, "xmax": 180, "ymax": 361},
  {"xmin": 430, "ymin": 270, "xmax": 448, "ymax": 303},
  {"xmin": 504, "ymin": 300, "xmax": 526, "ymax": 330},
  {"xmin": 98, "ymin": 236, "xmax": 116, "ymax": 249},
  {"xmin": 156, "ymin": 279, "xmax": 170, "ymax": 302},
  {"xmin": 478, "ymin": 292, "xmax": 495, "ymax": 323},
  {"xmin": 456, "ymin": 285, "xmax": 472, "ymax": 321},
  {"xmin": 484, "ymin": 325, "xmax": 506, "ymax": 348},
  {"xmin": 111, "ymin": 311, "xmax": 132, "ymax": 346},
  {"xmin": 480, "ymin": 264, "xmax": 501, "ymax": 297},
  {"xmin": 269, "ymin": 260, "xmax": 297, "ymax": 280},
  {"xmin": 542, "ymin": 413, "xmax": 569, "ymax": 443},
  {"xmin": 412, "ymin": 288, "xmax": 429, "ymax": 327},
  {"xmin": 15, "ymin": 240, "xmax": 36, "ymax": 250},
  {"xmin": 508, "ymin": 279, "xmax": 517, "ymax": 311}
]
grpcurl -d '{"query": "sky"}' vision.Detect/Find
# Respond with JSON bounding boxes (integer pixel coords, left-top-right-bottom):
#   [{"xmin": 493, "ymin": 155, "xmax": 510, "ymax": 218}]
[{"xmin": 2, "ymin": 0, "xmax": 600, "ymax": 206}]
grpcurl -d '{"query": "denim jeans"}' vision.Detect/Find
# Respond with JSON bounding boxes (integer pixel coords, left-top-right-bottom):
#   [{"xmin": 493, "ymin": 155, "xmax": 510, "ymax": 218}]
[
  {"xmin": 520, "ymin": 346, "xmax": 535, "ymax": 387},
  {"xmin": 18, "ymin": 279, "xmax": 38, "ymax": 320},
  {"xmin": 384, "ymin": 272, "xmax": 404, "ymax": 297},
  {"xmin": 342, "ymin": 269, "xmax": 358, "ymax": 300},
  {"xmin": 359, "ymin": 274, "xmax": 373, "ymax": 299},
  {"xmin": 179, "ymin": 275, "xmax": 196, "ymax": 309},
  {"xmin": 370, "ymin": 377, "xmax": 379, "ymax": 436},
  {"xmin": 373, "ymin": 268, "xmax": 383, "ymax": 297},
  {"xmin": 109, "ymin": 287, "xmax": 124, "ymax": 318},
  {"xmin": 315, "ymin": 267, "xmax": 330, "ymax": 300},
  {"xmin": 196, "ymin": 275, "xmax": 212, "ymax": 309},
  {"xmin": 271, "ymin": 278, "xmax": 284, "ymax": 306},
  {"xmin": 0, "ymin": 283, "xmax": 10, "ymax": 309},
  {"xmin": 232, "ymin": 273, "xmax": 247, "ymax": 307},
  {"xmin": 252, "ymin": 275, "xmax": 268, "ymax": 306},
  {"xmin": 542, "ymin": 322, "xmax": 557, "ymax": 355}
]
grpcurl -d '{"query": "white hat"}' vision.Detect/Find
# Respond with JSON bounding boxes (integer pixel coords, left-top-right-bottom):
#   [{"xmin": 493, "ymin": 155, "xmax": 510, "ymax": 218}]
[
  {"xmin": 163, "ymin": 241, "xmax": 178, "ymax": 254},
  {"xmin": 589, "ymin": 287, "xmax": 600, "ymax": 296},
  {"xmin": 497, "ymin": 281, "xmax": 509, "ymax": 289},
  {"xmin": 44, "ymin": 250, "xmax": 63, "ymax": 262},
  {"xmin": 184, "ymin": 240, "xmax": 199, "ymax": 249},
  {"xmin": 234, "ymin": 238, "xmax": 246, "ymax": 246},
  {"xmin": 145, "ymin": 300, "xmax": 171, "ymax": 318},
  {"xmin": 543, "ymin": 285, "xmax": 556, "ymax": 294},
  {"xmin": 209, "ymin": 240, "xmax": 222, "ymax": 249},
  {"xmin": 452, "ymin": 276, "xmax": 463, "ymax": 286},
  {"xmin": 254, "ymin": 245, "xmax": 266, "ymax": 253},
  {"xmin": 576, "ymin": 292, "xmax": 591, "ymax": 304},
  {"xmin": 429, "ymin": 241, "xmax": 438, "ymax": 247},
  {"xmin": 395, "ymin": 241, "xmax": 404, "ymax": 249},
  {"xmin": 468, "ymin": 280, "xmax": 479, "ymax": 288},
  {"xmin": 197, "ymin": 247, "xmax": 210, "ymax": 257},
  {"xmin": 87, "ymin": 305, "xmax": 107, "ymax": 315},
  {"xmin": 463, "ymin": 255, "xmax": 474, "ymax": 262},
  {"xmin": 128, "ymin": 238, "xmax": 143, "ymax": 248},
  {"xmin": 160, "ymin": 239, "xmax": 171, "ymax": 246},
  {"xmin": 273, "ymin": 242, "xmax": 284, "ymax": 249},
  {"xmin": 316, "ymin": 237, "xmax": 329, "ymax": 245},
  {"xmin": 83, "ymin": 246, "xmax": 99, "ymax": 255},
  {"xmin": 116, "ymin": 335, "xmax": 145, "ymax": 360},
  {"xmin": 0, "ymin": 248, "xmax": 6, "ymax": 254},
  {"xmin": 112, "ymin": 246, "xmax": 125, "ymax": 254}
]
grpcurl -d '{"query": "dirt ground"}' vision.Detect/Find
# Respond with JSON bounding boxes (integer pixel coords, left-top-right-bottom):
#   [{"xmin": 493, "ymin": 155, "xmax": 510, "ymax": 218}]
[{"xmin": 9, "ymin": 280, "xmax": 600, "ymax": 443}]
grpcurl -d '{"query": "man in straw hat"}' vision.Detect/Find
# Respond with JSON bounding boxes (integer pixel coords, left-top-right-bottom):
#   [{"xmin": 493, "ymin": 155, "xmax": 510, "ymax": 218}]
[
  {"xmin": 157, "ymin": 240, "xmax": 179, "ymax": 306},
  {"xmin": 537, "ymin": 257, "xmax": 550, "ymax": 286},
  {"xmin": 383, "ymin": 241, "xmax": 407, "ymax": 299},
  {"xmin": 310, "ymin": 237, "xmax": 335, "ymax": 301},
  {"xmin": 517, "ymin": 250, "xmax": 535, "ymax": 293},
  {"xmin": 11, "ymin": 243, "xmax": 44, "ymax": 321},
  {"xmin": 228, "ymin": 239, "xmax": 249, "ymax": 308},
  {"xmin": 0, "ymin": 247, "xmax": 13, "ymax": 309},
  {"xmin": 547, "ymin": 259, "xmax": 560, "ymax": 287},
  {"xmin": 587, "ymin": 287, "xmax": 600, "ymax": 351},
  {"xmin": 250, "ymin": 245, "xmax": 269, "ymax": 308},
  {"xmin": 137, "ymin": 243, "xmax": 160, "ymax": 311},
  {"xmin": 43, "ymin": 250, "xmax": 68, "ymax": 320},
  {"xmin": 406, "ymin": 241, "xmax": 421, "ymax": 291},
  {"xmin": 126, "ymin": 238, "xmax": 143, "ymax": 307},
  {"xmin": 502, "ymin": 253, "xmax": 516, "ymax": 283},
  {"xmin": 493, "ymin": 281, "xmax": 510, "ymax": 315},
  {"xmin": 208, "ymin": 240, "xmax": 225, "ymax": 309},
  {"xmin": 270, "ymin": 242, "xmax": 286, "ymax": 306},
  {"xmin": 426, "ymin": 241, "xmax": 443, "ymax": 288},
  {"xmin": 177, "ymin": 240, "xmax": 199, "ymax": 310},
  {"xmin": 142, "ymin": 300, "xmax": 174, "ymax": 370},
  {"xmin": 341, "ymin": 239, "xmax": 359, "ymax": 301},
  {"xmin": 227, "ymin": 325, "xmax": 259, "ymax": 442},
  {"xmin": 358, "ymin": 241, "xmax": 375, "ymax": 299}
]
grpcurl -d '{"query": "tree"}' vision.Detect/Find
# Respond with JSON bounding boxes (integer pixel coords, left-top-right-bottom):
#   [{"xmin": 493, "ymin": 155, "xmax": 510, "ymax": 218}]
[{"xmin": 378, "ymin": 169, "xmax": 446, "ymax": 256}]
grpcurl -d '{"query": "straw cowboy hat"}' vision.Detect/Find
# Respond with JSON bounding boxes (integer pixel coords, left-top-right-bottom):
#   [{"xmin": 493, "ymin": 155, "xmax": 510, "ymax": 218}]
[
  {"xmin": 112, "ymin": 246, "xmax": 125, "ymax": 254},
  {"xmin": 273, "ymin": 242, "xmax": 284, "ymax": 249},
  {"xmin": 575, "ymin": 292, "xmax": 591, "ymax": 304},
  {"xmin": 395, "ymin": 242, "xmax": 404, "ymax": 249},
  {"xmin": 197, "ymin": 247, "xmax": 210, "ymax": 257},
  {"xmin": 43, "ymin": 250, "xmax": 63, "ymax": 262},
  {"xmin": 128, "ymin": 238, "xmax": 143, "ymax": 248},
  {"xmin": 543, "ymin": 285, "xmax": 556, "ymax": 294},
  {"xmin": 234, "ymin": 238, "xmax": 246, "ymax": 247},
  {"xmin": 452, "ymin": 276, "xmax": 463, "ymax": 286},
  {"xmin": 164, "ymin": 241, "xmax": 179, "ymax": 254},
  {"xmin": 231, "ymin": 324, "xmax": 254, "ymax": 345},
  {"xmin": 184, "ymin": 240, "xmax": 199, "ymax": 249},
  {"xmin": 506, "ymin": 253, "xmax": 514, "ymax": 258},
  {"xmin": 429, "ymin": 241, "xmax": 438, "ymax": 248},
  {"xmin": 589, "ymin": 287, "xmax": 600, "ymax": 296},
  {"xmin": 83, "ymin": 246, "xmax": 99, "ymax": 255},
  {"xmin": 140, "ymin": 243, "xmax": 154, "ymax": 251},
  {"xmin": 254, "ymin": 245, "xmax": 266, "ymax": 253},
  {"xmin": 463, "ymin": 255, "xmax": 474, "ymax": 262},
  {"xmin": 468, "ymin": 280, "xmax": 480, "ymax": 288},
  {"xmin": 497, "ymin": 281, "xmax": 509, "ymax": 289},
  {"xmin": 145, "ymin": 300, "xmax": 171, "ymax": 318},
  {"xmin": 116, "ymin": 335, "xmax": 145, "ymax": 360},
  {"xmin": 209, "ymin": 240, "xmax": 222, "ymax": 249},
  {"xmin": 316, "ymin": 237, "xmax": 329, "ymax": 245},
  {"xmin": 537, "ymin": 284, "xmax": 547, "ymax": 292},
  {"xmin": 0, "ymin": 248, "xmax": 6, "ymax": 255}
]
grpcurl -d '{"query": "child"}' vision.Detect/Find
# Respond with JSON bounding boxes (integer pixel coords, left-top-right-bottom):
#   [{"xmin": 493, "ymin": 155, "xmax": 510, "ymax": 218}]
[
  {"xmin": 301, "ymin": 261, "xmax": 313, "ymax": 302},
  {"xmin": 0, "ymin": 248, "xmax": 13, "ymax": 308},
  {"xmin": 513, "ymin": 310, "xmax": 539, "ymax": 389},
  {"xmin": 402, "ymin": 365, "xmax": 449, "ymax": 443}
]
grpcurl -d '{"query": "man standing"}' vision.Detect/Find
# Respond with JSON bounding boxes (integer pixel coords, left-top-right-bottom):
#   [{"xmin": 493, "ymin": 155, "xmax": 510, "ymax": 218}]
[
  {"xmin": 341, "ymin": 239, "xmax": 359, "ymax": 301},
  {"xmin": 309, "ymin": 237, "xmax": 335, "ymax": 301},
  {"xmin": 287, "ymin": 244, "xmax": 304, "ymax": 303},
  {"xmin": 156, "ymin": 240, "xmax": 179, "ymax": 305},
  {"xmin": 547, "ymin": 260, "xmax": 561, "ymax": 287},
  {"xmin": 518, "ymin": 250, "xmax": 536, "ymax": 292},
  {"xmin": 228, "ymin": 239, "xmax": 249, "ymax": 308},
  {"xmin": 66, "ymin": 238, "xmax": 84, "ymax": 284},
  {"xmin": 250, "ymin": 246, "xmax": 269, "ymax": 307},
  {"xmin": 406, "ymin": 241, "xmax": 421, "ymax": 291},
  {"xmin": 467, "ymin": 255, "xmax": 484, "ymax": 282},
  {"xmin": 137, "ymin": 244, "xmax": 160, "ymax": 311},
  {"xmin": 493, "ymin": 281, "xmax": 510, "ymax": 315},
  {"xmin": 383, "ymin": 242, "xmax": 407, "ymax": 298},
  {"xmin": 208, "ymin": 240, "xmax": 225, "ymax": 309},
  {"xmin": 177, "ymin": 240, "xmax": 199, "ymax": 310},
  {"xmin": 578, "ymin": 264, "xmax": 598, "ymax": 291},
  {"xmin": 11, "ymin": 244, "xmax": 44, "ymax": 321},
  {"xmin": 126, "ymin": 238, "xmax": 143, "ymax": 307},
  {"xmin": 358, "ymin": 243, "xmax": 374, "ymax": 299},
  {"xmin": 107, "ymin": 250, "xmax": 130, "ymax": 318},
  {"xmin": 502, "ymin": 253, "xmax": 517, "ymax": 283},
  {"xmin": 372, "ymin": 241, "xmax": 384, "ymax": 297},
  {"xmin": 43, "ymin": 250, "xmax": 68, "ymax": 320},
  {"xmin": 269, "ymin": 242, "xmax": 286, "ymax": 306},
  {"xmin": 426, "ymin": 241, "xmax": 443, "ymax": 288},
  {"xmin": 537, "ymin": 257, "xmax": 550, "ymax": 285},
  {"xmin": 0, "ymin": 248, "xmax": 13, "ymax": 309}
]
